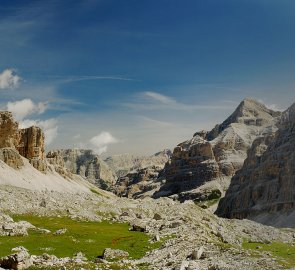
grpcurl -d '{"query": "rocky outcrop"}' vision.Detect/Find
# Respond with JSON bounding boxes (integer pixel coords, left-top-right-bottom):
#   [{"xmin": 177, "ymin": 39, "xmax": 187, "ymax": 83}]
[
  {"xmin": 109, "ymin": 150, "xmax": 172, "ymax": 198},
  {"xmin": 0, "ymin": 112, "xmax": 20, "ymax": 148},
  {"xmin": 105, "ymin": 149, "xmax": 172, "ymax": 178},
  {"xmin": 0, "ymin": 148, "xmax": 24, "ymax": 169},
  {"xmin": 113, "ymin": 165, "xmax": 164, "ymax": 198},
  {"xmin": 215, "ymin": 103, "xmax": 295, "ymax": 227},
  {"xmin": 47, "ymin": 149, "xmax": 117, "ymax": 189},
  {"xmin": 17, "ymin": 127, "xmax": 47, "ymax": 172},
  {"xmin": 46, "ymin": 150, "xmax": 73, "ymax": 179},
  {"xmin": 154, "ymin": 99, "xmax": 281, "ymax": 200},
  {"xmin": 0, "ymin": 112, "xmax": 46, "ymax": 171}
]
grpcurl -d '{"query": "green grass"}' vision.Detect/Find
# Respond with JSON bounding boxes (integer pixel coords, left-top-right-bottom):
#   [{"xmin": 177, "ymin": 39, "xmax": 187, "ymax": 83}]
[
  {"xmin": 0, "ymin": 215, "xmax": 159, "ymax": 261},
  {"xmin": 194, "ymin": 198, "xmax": 220, "ymax": 209},
  {"xmin": 89, "ymin": 188, "xmax": 102, "ymax": 196},
  {"xmin": 242, "ymin": 241, "xmax": 295, "ymax": 267}
]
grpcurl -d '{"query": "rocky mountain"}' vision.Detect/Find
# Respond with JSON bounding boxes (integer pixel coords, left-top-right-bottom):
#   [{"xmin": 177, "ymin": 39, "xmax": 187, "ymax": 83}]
[
  {"xmin": 112, "ymin": 165, "xmax": 164, "ymax": 198},
  {"xmin": 216, "ymin": 103, "xmax": 295, "ymax": 227},
  {"xmin": 46, "ymin": 149, "xmax": 117, "ymax": 189},
  {"xmin": 0, "ymin": 108, "xmax": 294, "ymax": 270},
  {"xmin": 0, "ymin": 111, "xmax": 46, "ymax": 172},
  {"xmin": 109, "ymin": 150, "xmax": 172, "ymax": 198},
  {"xmin": 154, "ymin": 99, "xmax": 281, "ymax": 202},
  {"xmin": 105, "ymin": 149, "xmax": 172, "ymax": 177},
  {"xmin": 0, "ymin": 111, "xmax": 108, "ymax": 195}
]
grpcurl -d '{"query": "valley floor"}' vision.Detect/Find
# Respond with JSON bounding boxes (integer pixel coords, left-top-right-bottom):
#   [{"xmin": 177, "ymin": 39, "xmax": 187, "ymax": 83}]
[{"xmin": 0, "ymin": 185, "xmax": 294, "ymax": 270}]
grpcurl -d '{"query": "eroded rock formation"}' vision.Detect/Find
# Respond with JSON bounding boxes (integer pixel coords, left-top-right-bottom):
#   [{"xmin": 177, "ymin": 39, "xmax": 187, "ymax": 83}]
[
  {"xmin": 215, "ymin": 103, "xmax": 295, "ymax": 226},
  {"xmin": 110, "ymin": 150, "xmax": 172, "ymax": 198},
  {"xmin": 17, "ymin": 126, "xmax": 47, "ymax": 171},
  {"xmin": 154, "ymin": 99, "xmax": 281, "ymax": 200},
  {"xmin": 47, "ymin": 149, "xmax": 117, "ymax": 189},
  {"xmin": 0, "ymin": 111, "xmax": 46, "ymax": 171}
]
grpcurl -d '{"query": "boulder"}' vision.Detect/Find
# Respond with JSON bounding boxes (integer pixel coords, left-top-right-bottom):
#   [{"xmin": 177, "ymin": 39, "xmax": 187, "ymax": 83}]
[
  {"xmin": 0, "ymin": 247, "xmax": 33, "ymax": 270},
  {"xmin": 102, "ymin": 248, "xmax": 129, "ymax": 260}
]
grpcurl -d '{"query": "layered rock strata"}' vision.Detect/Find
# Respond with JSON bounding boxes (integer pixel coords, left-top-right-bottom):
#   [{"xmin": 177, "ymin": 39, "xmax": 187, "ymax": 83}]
[
  {"xmin": 46, "ymin": 149, "xmax": 117, "ymax": 189},
  {"xmin": 215, "ymin": 103, "xmax": 295, "ymax": 226},
  {"xmin": 154, "ymin": 99, "xmax": 281, "ymax": 199},
  {"xmin": 0, "ymin": 112, "xmax": 46, "ymax": 171}
]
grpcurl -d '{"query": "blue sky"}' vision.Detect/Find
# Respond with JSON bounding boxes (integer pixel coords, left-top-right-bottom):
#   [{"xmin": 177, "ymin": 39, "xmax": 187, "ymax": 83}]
[{"xmin": 1, "ymin": 0, "xmax": 295, "ymax": 155}]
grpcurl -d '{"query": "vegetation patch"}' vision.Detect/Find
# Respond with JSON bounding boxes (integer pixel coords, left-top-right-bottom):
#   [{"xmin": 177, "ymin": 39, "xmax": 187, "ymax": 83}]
[
  {"xmin": 0, "ymin": 215, "xmax": 158, "ymax": 261},
  {"xmin": 89, "ymin": 188, "xmax": 102, "ymax": 196},
  {"xmin": 242, "ymin": 241, "xmax": 295, "ymax": 267}
]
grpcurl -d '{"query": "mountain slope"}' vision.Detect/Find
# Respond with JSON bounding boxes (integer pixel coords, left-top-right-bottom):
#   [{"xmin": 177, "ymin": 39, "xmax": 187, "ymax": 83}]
[
  {"xmin": 215, "ymin": 103, "xmax": 295, "ymax": 227},
  {"xmin": 154, "ymin": 99, "xmax": 281, "ymax": 201}
]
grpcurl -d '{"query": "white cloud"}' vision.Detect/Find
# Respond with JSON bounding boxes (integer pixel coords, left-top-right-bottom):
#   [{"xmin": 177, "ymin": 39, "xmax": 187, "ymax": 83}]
[
  {"xmin": 89, "ymin": 131, "xmax": 118, "ymax": 155},
  {"xmin": 143, "ymin": 91, "xmax": 175, "ymax": 104},
  {"xmin": 6, "ymin": 99, "xmax": 48, "ymax": 121},
  {"xmin": 19, "ymin": 118, "xmax": 58, "ymax": 146},
  {"xmin": 0, "ymin": 69, "xmax": 21, "ymax": 89}
]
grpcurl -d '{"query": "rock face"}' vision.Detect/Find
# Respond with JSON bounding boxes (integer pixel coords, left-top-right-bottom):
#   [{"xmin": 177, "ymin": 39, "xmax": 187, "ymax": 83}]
[
  {"xmin": 216, "ymin": 103, "xmax": 295, "ymax": 227},
  {"xmin": 17, "ymin": 127, "xmax": 47, "ymax": 172},
  {"xmin": 0, "ymin": 112, "xmax": 46, "ymax": 171},
  {"xmin": 113, "ymin": 165, "xmax": 164, "ymax": 198},
  {"xmin": 110, "ymin": 150, "xmax": 172, "ymax": 198},
  {"xmin": 0, "ymin": 112, "xmax": 20, "ymax": 148},
  {"xmin": 46, "ymin": 150, "xmax": 73, "ymax": 179},
  {"xmin": 105, "ymin": 149, "xmax": 172, "ymax": 178},
  {"xmin": 47, "ymin": 149, "xmax": 117, "ymax": 189},
  {"xmin": 0, "ymin": 148, "xmax": 24, "ymax": 169},
  {"xmin": 154, "ymin": 99, "xmax": 281, "ymax": 200}
]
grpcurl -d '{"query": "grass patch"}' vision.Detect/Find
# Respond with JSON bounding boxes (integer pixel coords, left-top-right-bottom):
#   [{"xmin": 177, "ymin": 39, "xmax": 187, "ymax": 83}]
[
  {"xmin": 242, "ymin": 241, "xmax": 295, "ymax": 267},
  {"xmin": 194, "ymin": 198, "xmax": 220, "ymax": 209},
  {"xmin": 89, "ymin": 188, "xmax": 101, "ymax": 196},
  {"xmin": 0, "ymin": 215, "xmax": 157, "ymax": 261}
]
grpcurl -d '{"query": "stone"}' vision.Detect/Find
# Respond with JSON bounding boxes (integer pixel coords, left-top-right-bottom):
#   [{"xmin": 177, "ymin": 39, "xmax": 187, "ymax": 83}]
[
  {"xmin": 153, "ymin": 213, "xmax": 162, "ymax": 220},
  {"xmin": 191, "ymin": 246, "xmax": 204, "ymax": 260},
  {"xmin": 0, "ymin": 248, "xmax": 33, "ymax": 270},
  {"xmin": 54, "ymin": 228, "xmax": 67, "ymax": 235},
  {"xmin": 187, "ymin": 261, "xmax": 200, "ymax": 270},
  {"xmin": 102, "ymin": 248, "xmax": 129, "ymax": 260}
]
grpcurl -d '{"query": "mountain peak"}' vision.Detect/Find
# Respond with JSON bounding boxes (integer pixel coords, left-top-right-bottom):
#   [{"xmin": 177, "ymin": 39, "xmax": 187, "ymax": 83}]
[{"xmin": 206, "ymin": 98, "xmax": 281, "ymax": 140}]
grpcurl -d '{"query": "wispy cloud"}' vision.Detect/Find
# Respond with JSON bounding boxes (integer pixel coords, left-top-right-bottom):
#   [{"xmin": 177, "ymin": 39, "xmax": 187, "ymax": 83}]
[
  {"xmin": 124, "ymin": 91, "xmax": 235, "ymax": 111},
  {"xmin": 46, "ymin": 75, "xmax": 138, "ymax": 84},
  {"xmin": 138, "ymin": 116, "xmax": 176, "ymax": 127}
]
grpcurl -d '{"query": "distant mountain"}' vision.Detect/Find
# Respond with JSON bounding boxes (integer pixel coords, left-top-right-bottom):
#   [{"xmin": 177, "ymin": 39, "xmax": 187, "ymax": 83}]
[
  {"xmin": 108, "ymin": 150, "xmax": 172, "ymax": 198},
  {"xmin": 47, "ymin": 149, "xmax": 117, "ymax": 190},
  {"xmin": 216, "ymin": 103, "xmax": 295, "ymax": 227},
  {"xmin": 104, "ymin": 149, "xmax": 172, "ymax": 177},
  {"xmin": 153, "ymin": 99, "xmax": 281, "ymax": 202}
]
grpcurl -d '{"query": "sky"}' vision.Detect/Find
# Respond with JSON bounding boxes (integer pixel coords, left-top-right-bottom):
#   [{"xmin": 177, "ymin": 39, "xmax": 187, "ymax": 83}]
[{"xmin": 1, "ymin": 0, "xmax": 295, "ymax": 156}]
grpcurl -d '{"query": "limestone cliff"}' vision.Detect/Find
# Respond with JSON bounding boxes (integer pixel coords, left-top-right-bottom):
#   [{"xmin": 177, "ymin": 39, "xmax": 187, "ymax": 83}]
[
  {"xmin": 17, "ymin": 126, "xmax": 47, "ymax": 171},
  {"xmin": 0, "ymin": 112, "xmax": 20, "ymax": 148},
  {"xmin": 0, "ymin": 112, "xmax": 46, "ymax": 171},
  {"xmin": 105, "ymin": 149, "xmax": 172, "ymax": 178},
  {"xmin": 47, "ymin": 149, "xmax": 117, "ymax": 189},
  {"xmin": 154, "ymin": 99, "xmax": 281, "ymax": 200},
  {"xmin": 215, "ymin": 103, "xmax": 295, "ymax": 227},
  {"xmin": 108, "ymin": 150, "xmax": 172, "ymax": 198}
]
